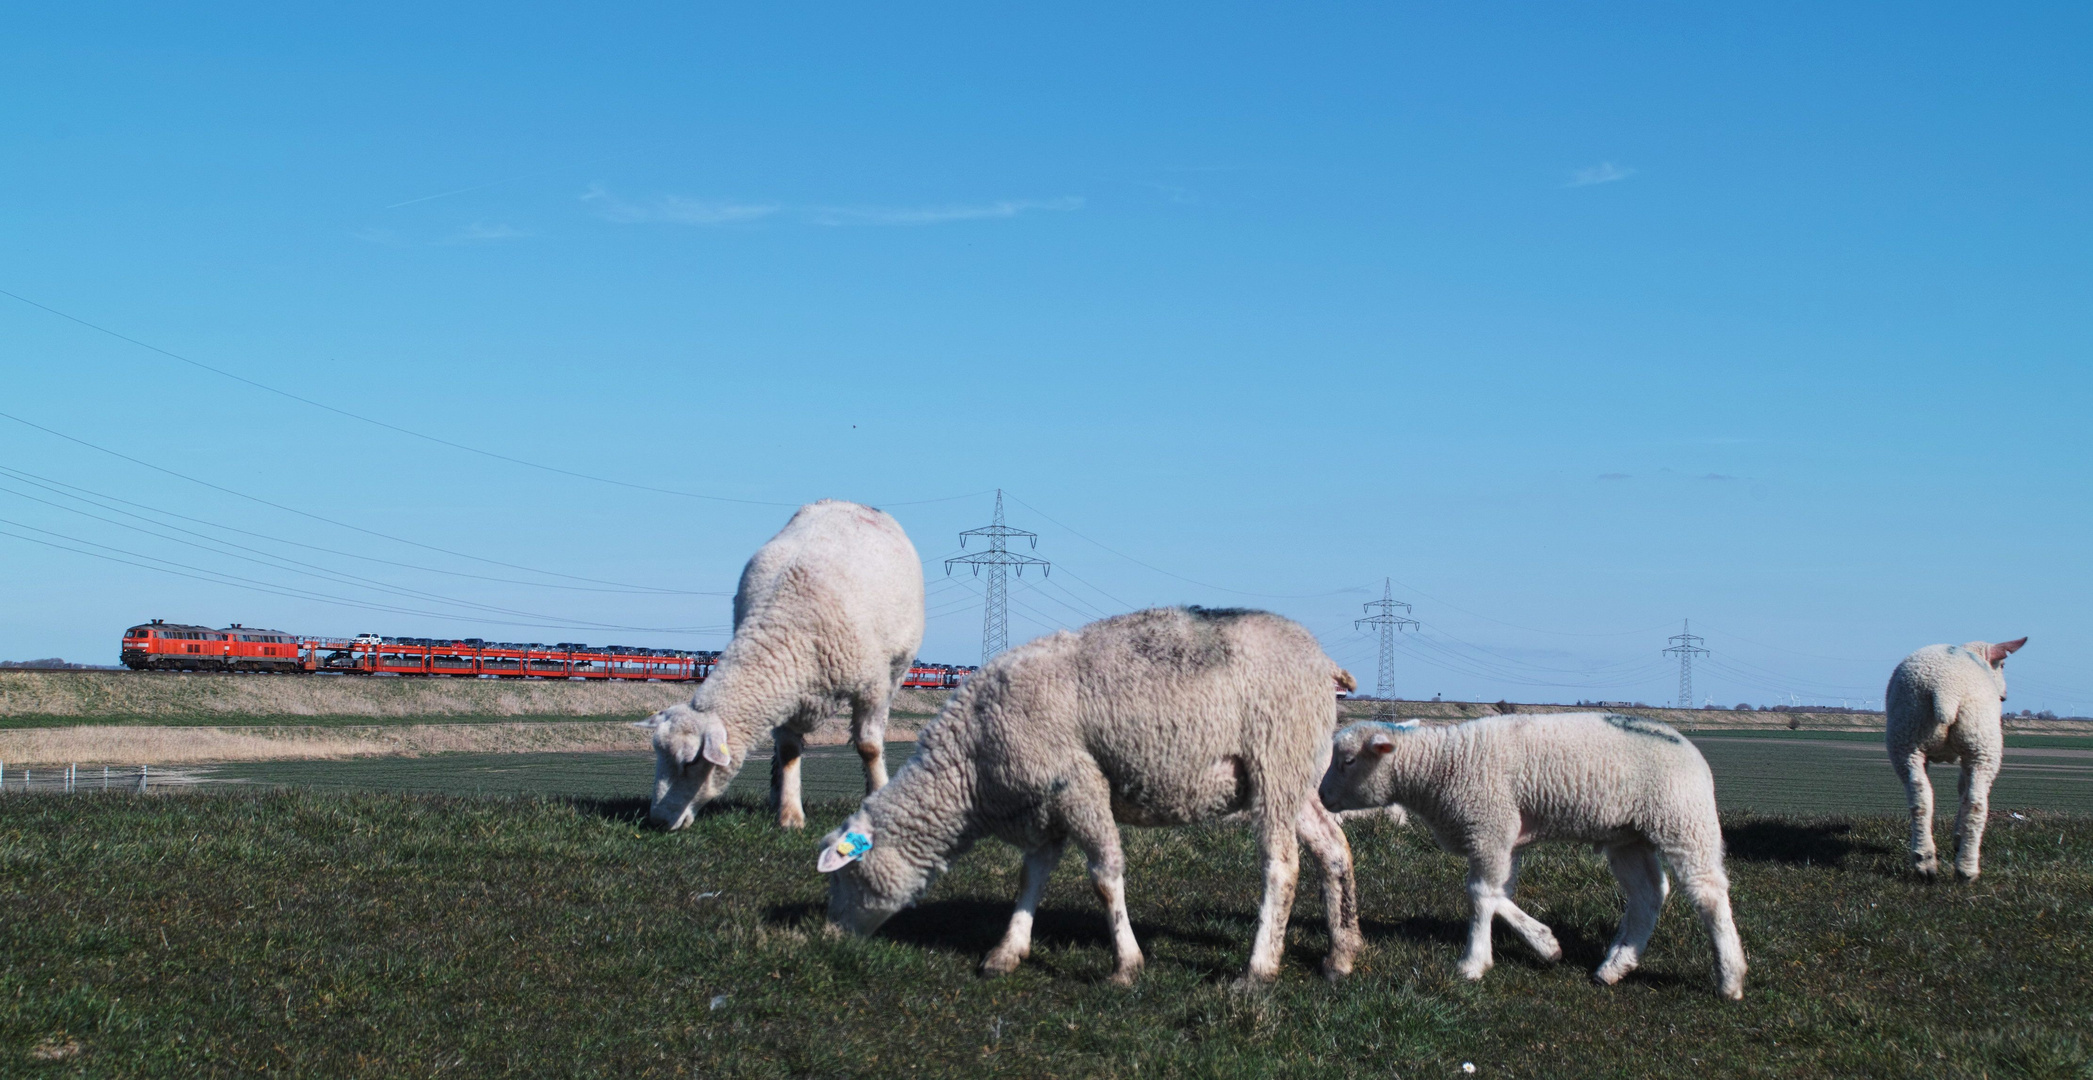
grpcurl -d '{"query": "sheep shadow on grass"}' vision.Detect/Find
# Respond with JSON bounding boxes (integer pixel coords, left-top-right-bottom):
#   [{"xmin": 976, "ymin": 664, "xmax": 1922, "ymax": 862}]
[
  {"xmin": 1722, "ymin": 819, "xmax": 1889, "ymax": 870},
  {"xmin": 762, "ymin": 896, "xmax": 1288, "ymax": 983}
]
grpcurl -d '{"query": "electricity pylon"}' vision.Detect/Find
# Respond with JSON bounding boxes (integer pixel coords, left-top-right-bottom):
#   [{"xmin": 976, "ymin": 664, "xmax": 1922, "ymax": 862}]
[
  {"xmin": 946, "ymin": 490, "xmax": 1050, "ymax": 662},
  {"xmin": 1355, "ymin": 578, "xmax": 1417, "ymax": 716},
  {"xmin": 1664, "ymin": 620, "xmax": 1709, "ymax": 710}
]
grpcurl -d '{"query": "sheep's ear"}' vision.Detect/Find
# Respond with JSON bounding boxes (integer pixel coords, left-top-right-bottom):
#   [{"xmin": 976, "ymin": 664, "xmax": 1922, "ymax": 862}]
[
  {"xmin": 1367, "ymin": 732, "xmax": 1397, "ymax": 756},
  {"xmin": 1988, "ymin": 638, "xmax": 2027, "ymax": 665},
  {"xmin": 699, "ymin": 716, "xmax": 732, "ymax": 767},
  {"xmin": 818, "ymin": 829, "xmax": 873, "ymax": 873},
  {"xmin": 632, "ymin": 713, "xmax": 666, "ymax": 730}
]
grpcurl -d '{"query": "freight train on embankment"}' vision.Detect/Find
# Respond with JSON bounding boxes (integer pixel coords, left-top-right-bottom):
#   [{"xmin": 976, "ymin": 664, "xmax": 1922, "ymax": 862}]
[{"xmin": 118, "ymin": 619, "xmax": 975, "ymax": 687}]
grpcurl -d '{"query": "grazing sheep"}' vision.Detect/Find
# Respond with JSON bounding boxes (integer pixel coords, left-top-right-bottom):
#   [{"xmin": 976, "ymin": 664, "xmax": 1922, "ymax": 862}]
[
  {"xmin": 1885, "ymin": 638, "xmax": 2026, "ymax": 880},
  {"xmin": 1320, "ymin": 713, "xmax": 1747, "ymax": 999},
  {"xmin": 818, "ymin": 606, "xmax": 1363, "ymax": 986},
  {"xmin": 643, "ymin": 500, "xmax": 924, "ymax": 831}
]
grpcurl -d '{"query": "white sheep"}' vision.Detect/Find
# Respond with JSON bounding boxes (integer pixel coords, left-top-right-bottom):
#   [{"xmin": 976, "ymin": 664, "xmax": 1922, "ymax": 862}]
[
  {"xmin": 1884, "ymin": 637, "xmax": 2026, "ymax": 880},
  {"xmin": 643, "ymin": 500, "xmax": 924, "ymax": 831},
  {"xmin": 818, "ymin": 606, "xmax": 1363, "ymax": 986},
  {"xmin": 1320, "ymin": 712, "xmax": 1747, "ymax": 999}
]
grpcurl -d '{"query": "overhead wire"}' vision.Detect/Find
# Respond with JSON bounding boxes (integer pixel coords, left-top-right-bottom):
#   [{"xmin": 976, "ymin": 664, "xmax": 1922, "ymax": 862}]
[
  {"xmin": 0, "ymin": 410, "xmax": 724, "ymax": 594},
  {"xmin": 0, "ymin": 467, "xmax": 728, "ymax": 596},
  {"xmin": 0, "ymin": 523, "xmax": 726, "ymax": 635}
]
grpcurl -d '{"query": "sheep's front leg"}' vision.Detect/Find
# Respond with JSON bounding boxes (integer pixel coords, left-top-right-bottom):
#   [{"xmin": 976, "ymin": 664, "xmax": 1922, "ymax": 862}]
[
  {"xmin": 1489, "ymin": 848, "xmax": 1562, "ymax": 963},
  {"xmin": 983, "ymin": 842, "xmax": 1064, "ymax": 977},
  {"xmin": 1953, "ymin": 755, "xmax": 1999, "ymax": 881},
  {"xmin": 1457, "ymin": 849, "xmax": 1516, "ymax": 981},
  {"xmin": 1892, "ymin": 746, "xmax": 1938, "ymax": 878},
  {"xmin": 771, "ymin": 728, "xmax": 806, "ymax": 829},
  {"xmin": 1294, "ymin": 798, "xmax": 1361, "ymax": 980},
  {"xmin": 1065, "ymin": 808, "xmax": 1143, "ymax": 986},
  {"xmin": 1595, "ymin": 841, "xmax": 1667, "ymax": 985}
]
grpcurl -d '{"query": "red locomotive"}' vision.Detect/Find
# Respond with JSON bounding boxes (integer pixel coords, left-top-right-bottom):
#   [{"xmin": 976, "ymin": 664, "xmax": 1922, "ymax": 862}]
[{"xmin": 119, "ymin": 619, "xmax": 974, "ymax": 687}]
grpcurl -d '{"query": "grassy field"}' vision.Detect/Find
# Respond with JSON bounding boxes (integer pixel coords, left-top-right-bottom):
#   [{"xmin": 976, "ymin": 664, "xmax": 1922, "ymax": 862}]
[
  {"xmin": 182, "ymin": 732, "xmax": 2093, "ymax": 816},
  {"xmin": 2, "ymin": 790, "xmax": 2089, "ymax": 1078}
]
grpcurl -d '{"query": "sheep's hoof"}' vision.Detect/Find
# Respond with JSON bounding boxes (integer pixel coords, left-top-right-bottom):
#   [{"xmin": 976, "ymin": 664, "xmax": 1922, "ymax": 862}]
[
  {"xmin": 1319, "ymin": 955, "xmax": 1355, "ymax": 982},
  {"xmin": 1107, "ymin": 964, "xmax": 1143, "ymax": 988},
  {"xmin": 980, "ymin": 950, "xmax": 1023, "ymax": 977},
  {"xmin": 1592, "ymin": 966, "xmax": 1626, "ymax": 986},
  {"xmin": 1955, "ymin": 867, "xmax": 1981, "ymax": 882},
  {"xmin": 1455, "ymin": 962, "xmax": 1490, "ymax": 982},
  {"xmin": 777, "ymin": 812, "xmax": 806, "ymax": 830},
  {"xmin": 1719, "ymin": 983, "xmax": 1745, "ymax": 1001}
]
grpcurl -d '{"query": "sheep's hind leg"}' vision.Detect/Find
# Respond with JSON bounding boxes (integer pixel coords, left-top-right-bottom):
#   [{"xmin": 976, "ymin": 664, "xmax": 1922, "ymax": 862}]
[
  {"xmin": 771, "ymin": 728, "xmax": 806, "ymax": 829},
  {"xmin": 1294, "ymin": 798, "xmax": 1362, "ymax": 980},
  {"xmin": 1236, "ymin": 799, "xmax": 1304, "ymax": 987},
  {"xmin": 1594, "ymin": 841, "xmax": 1666, "ymax": 986},
  {"xmin": 849, "ymin": 691, "xmax": 893, "ymax": 795},
  {"xmin": 983, "ymin": 842, "xmax": 1065, "ymax": 977},
  {"xmin": 1953, "ymin": 755, "xmax": 1999, "ymax": 881},
  {"xmin": 1669, "ymin": 847, "xmax": 1746, "ymax": 1000},
  {"xmin": 1892, "ymin": 745, "xmax": 1939, "ymax": 878}
]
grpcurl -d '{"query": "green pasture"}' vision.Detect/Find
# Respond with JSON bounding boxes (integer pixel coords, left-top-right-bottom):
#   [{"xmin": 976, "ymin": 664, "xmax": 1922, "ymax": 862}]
[
  {"xmin": 190, "ymin": 733, "xmax": 2093, "ymax": 817},
  {"xmin": 3, "ymin": 791, "xmax": 2090, "ymax": 1078}
]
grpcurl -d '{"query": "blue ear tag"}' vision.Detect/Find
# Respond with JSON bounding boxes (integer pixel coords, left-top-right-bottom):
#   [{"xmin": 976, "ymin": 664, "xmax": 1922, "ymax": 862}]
[{"xmin": 835, "ymin": 831, "xmax": 872, "ymax": 861}]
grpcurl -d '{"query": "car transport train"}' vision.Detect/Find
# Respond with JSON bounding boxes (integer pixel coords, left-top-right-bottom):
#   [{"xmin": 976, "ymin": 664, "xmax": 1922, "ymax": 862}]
[{"xmin": 119, "ymin": 619, "xmax": 976, "ymax": 688}]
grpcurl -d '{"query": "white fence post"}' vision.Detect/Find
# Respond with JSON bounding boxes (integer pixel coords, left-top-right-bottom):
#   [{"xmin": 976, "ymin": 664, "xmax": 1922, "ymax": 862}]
[{"xmin": 138, "ymin": 764, "xmax": 149, "ymax": 793}]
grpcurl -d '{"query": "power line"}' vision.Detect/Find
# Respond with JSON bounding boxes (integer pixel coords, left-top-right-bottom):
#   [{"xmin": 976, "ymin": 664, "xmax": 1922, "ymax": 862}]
[
  {"xmin": 0, "ymin": 409, "xmax": 714, "ymax": 593},
  {"xmin": 999, "ymin": 491, "xmax": 1364, "ymax": 600},
  {"xmin": 0, "ymin": 289, "xmax": 805, "ymax": 507},
  {"xmin": 945, "ymin": 490, "xmax": 1050, "ymax": 661},
  {"xmin": 0, "ymin": 464, "xmax": 724, "ymax": 596}
]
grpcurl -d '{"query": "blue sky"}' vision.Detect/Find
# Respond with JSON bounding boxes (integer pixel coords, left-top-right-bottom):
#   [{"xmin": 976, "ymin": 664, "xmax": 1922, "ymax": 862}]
[{"xmin": 2, "ymin": 2, "xmax": 2087, "ymax": 711}]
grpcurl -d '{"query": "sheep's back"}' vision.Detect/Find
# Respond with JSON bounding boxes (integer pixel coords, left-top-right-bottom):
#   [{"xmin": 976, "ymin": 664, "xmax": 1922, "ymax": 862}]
[
  {"xmin": 957, "ymin": 608, "xmax": 1339, "ymax": 823},
  {"xmin": 1449, "ymin": 713, "xmax": 1717, "ymax": 843}
]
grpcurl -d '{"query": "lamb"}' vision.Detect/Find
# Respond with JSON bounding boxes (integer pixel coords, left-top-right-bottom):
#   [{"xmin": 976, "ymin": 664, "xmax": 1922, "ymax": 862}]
[
  {"xmin": 818, "ymin": 606, "xmax": 1364, "ymax": 986},
  {"xmin": 1884, "ymin": 638, "xmax": 2026, "ymax": 880},
  {"xmin": 1320, "ymin": 712, "xmax": 1747, "ymax": 999},
  {"xmin": 642, "ymin": 500, "xmax": 924, "ymax": 831}
]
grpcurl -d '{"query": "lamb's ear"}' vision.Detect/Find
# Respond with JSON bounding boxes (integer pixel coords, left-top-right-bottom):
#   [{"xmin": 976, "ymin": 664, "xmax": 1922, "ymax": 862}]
[
  {"xmin": 1988, "ymin": 638, "xmax": 2028, "ymax": 665},
  {"xmin": 632, "ymin": 713, "xmax": 666, "ymax": 731},
  {"xmin": 818, "ymin": 829, "xmax": 873, "ymax": 873},
  {"xmin": 1367, "ymin": 732, "xmax": 1397, "ymax": 756},
  {"xmin": 699, "ymin": 715, "xmax": 733, "ymax": 767}
]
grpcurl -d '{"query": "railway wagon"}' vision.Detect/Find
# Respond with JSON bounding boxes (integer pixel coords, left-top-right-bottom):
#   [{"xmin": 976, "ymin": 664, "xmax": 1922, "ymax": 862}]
[{"xmin": 120, "ymin": 620, "xmax": 977, "ymax": 687}]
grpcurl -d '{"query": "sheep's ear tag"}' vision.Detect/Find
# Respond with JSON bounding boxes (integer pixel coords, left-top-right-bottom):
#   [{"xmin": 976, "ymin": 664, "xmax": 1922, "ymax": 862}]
[{"xmin": 819, "ymin": 831, "xmax": 872, "ymax": 873}]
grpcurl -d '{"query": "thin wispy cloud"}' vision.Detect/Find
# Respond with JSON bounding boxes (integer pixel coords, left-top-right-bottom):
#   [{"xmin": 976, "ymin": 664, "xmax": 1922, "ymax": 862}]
[
  {"xmin": 582, "ymin": 185, "xmax": 779, "ymax": 225},
  {"xmin": 804, "ymin": 197, "xmax": 1083, "ymax": 226},
  {"xmin": 451, "ymin": 222, "xmax": 531, "ymax": 242},
  {"xmin": 583, "ymin": 185, "xmax": 1082, "ymax": 228},
  {"xmin": 1567, "ymin": 162, "xmax": 1636, "ymax": 187}
]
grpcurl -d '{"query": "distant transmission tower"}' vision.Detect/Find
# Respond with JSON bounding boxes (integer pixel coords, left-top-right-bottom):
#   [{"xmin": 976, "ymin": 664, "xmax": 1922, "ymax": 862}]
[
  {"xmin": 1355, "ymin": 579, "xmax": 1418, "ymax": 716},
  {"xmin": 1664, "ymin": 620, "xmax": 1708, "ymax": 710},
  {"xmin": 946, "ymin": 490, "xmax": 1050, "ymax": 662}
]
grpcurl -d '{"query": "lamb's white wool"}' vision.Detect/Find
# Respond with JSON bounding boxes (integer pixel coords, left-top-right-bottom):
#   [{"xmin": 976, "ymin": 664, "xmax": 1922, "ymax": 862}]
[
  {"xmin": 1321, "ymin": 712, "xmax": 1747, "ymax": 999},
  {"xmin": 819, "ymin": 606, "xmax": 1363, "ymax": 986},
  {"xmin": 644, "ymin": 500, "xmax": 924, "ymax": 830},
  {"xmin": 1884, "ymin": 638, "xmax": 2026, "ymax": 880}
]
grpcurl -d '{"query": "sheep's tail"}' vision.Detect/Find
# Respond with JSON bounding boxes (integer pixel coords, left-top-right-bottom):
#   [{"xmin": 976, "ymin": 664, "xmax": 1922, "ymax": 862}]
[{"xmin": 1332, "ymin": 666, "xmax": 1357, "ymax": 693}]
